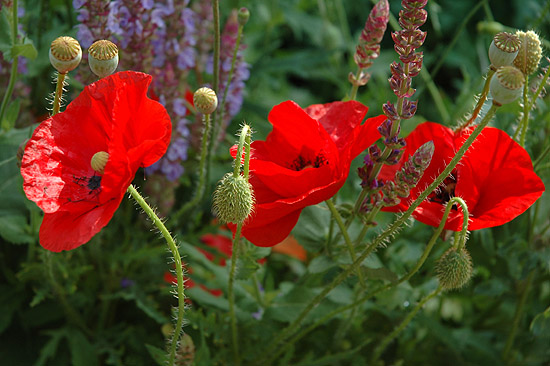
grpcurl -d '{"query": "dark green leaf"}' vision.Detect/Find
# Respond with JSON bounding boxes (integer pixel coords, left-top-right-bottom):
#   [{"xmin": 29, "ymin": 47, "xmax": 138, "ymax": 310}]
[
  {"xmin": 145, "ymin": 344, "xmax": 168, "ymax": 366},
  {"xmin": 308, "ymin": 255, "xmax": 336, "ymax": 274},
  {"xmin": 0, "ymin": 7, "xmax": 13, "ymax": 58},
  {"xmin": 362, "ymin": 266, "xmax": 398, "ymax": 283},
  {"xmin": 11, "ymin": 38, "xmax": 37, "ymax": 59},
  {"xmin": 530, "ymin": 306, "xmax": 550, "ymax": 336},
  {"xmin": 0, "ymin": 213, "xmax": 33, "ymax": 244},
  {"xmin": 67, "ymin": 328, "xmax": 98, "ymax": 366},
  {"xmin": 1, "ymin": 98, "xmax": 20, "ymax": 131}
]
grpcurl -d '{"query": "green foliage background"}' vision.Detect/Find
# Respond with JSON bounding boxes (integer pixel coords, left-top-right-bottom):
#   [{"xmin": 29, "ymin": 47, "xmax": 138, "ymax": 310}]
[{"xmin": 0, "ymin": 0, "xmax": 549, "ymax": 365}]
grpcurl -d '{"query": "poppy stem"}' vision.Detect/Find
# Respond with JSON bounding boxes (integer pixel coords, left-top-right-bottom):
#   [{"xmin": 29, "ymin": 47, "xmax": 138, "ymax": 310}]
[
  {"xmin": 260, "ymin": 104, "xmax": 499, "ymax": 365},
  {"xmin": 370, "ymin": 285, "xmax": 443, "ymax": 364},
  {"xmin": 210, "ymin": 0, "xmax": 221, "ymax": 149},
  {"xmin": 52, "ymin": 72, "xmax": 67, "ymax": 116},
  {"xmin": 456, "ymin": 68, "xmax": 496, "ymax": 132},
  {"xmin": 228, "ymin": 223, "xmax": 243, "ymax": 366},
  {"xmin": 325, "ymin": 199, "xmax": 366, "ymax": 287},
  {"xmin": 349, "ymin": 68, "xmax": 363, "ymax": 101},
  {"xmin": 126, "ymin": 184, "xmax": 185, "ymax": 366},
  {"xmin": 234, "ymin": 124, "xmax": 251, "ymax": 179},
  {"xmin": 172, "ymin": 114, "xmax": 211, "ymax": 223}
]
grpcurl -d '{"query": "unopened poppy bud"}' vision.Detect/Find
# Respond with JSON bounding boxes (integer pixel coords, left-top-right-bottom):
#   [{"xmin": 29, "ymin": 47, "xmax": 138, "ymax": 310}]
[
  {"xmin": 436, "ymin": 247, "xmax": 473, "ymax": 290},
  {"xmin": 88, "ymin": 40, "xmax": 119, "ymax": 78},
  {"xmin": 91, "ymin": 151, "xmax": 109, "ymax": 174},
  {"xmin": 490, "ymin": 66, "xmax": 525, "ymax": 105},
  {"xmin": 238, "ymin": 7, "xmax": 250, "ymax": 26},
  {"xmin": 193, "ymin": 87, "xmax": 218, "ymax": 115},
  {"xmin": 212, "ymin": 173, "xmax": 254, "ymax": 224},
  {"xmin": 513, "ymin": 30, "xmax": 542, "ymax": 76},
  {"xmin": 489, "ymin": 32, "xmax": 520, "ymax": 68},
  {"xmin": 49, "ymin": 36, "xmax": 82, "ymax": 74}
]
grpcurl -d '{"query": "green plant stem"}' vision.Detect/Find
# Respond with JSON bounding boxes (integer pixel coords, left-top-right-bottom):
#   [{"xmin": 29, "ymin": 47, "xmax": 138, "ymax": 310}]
[
  {"xmin": 126, "ymin": 184, "xmax": 184, "ymax": 366},
  {"xmin": 518, "ymin": 79, "xmax": 530, "ymax": 147},
  {"xmin": 325, "ymin": 199, "xmax": 366, "ymax": 287},
  {"xmin": 228, "ymin": 224, "xmax": 242, "ymax": 366},
  {"xmin": 370, "ymin": 286, "xmax": 443, "ymax": 364},
  {"xmin": 533, "ymin": 143, "xmax": 550, "ymax": 171},
  {"xmin": 172, "ymin": 114, "xmax": 211, "ymax": 223},
  {"xmin": 0, "ymin": 0, "xmax": 19, "ymax": 127},
  {"xmin": 209, "ymin": 0, "xmax": 221, "ymax": 148},
  {"xmin": 271, "ymin": 196, "xmax": 467, "ymax": 358},
  {"xmin": 260, "ymin": 105, "xmax": 498, "ymax": 365},
  {"xmin": 502, "ymin": 270, "xmax": 535, "ymax": 363},
  {"xmin": 349, "ymin": 68, "xmax": 363, "ymax": 100},
  {"xmin": 52, "ymin": 72, "xmax": 67, "ymax": 116},
  {"xmin": 456, "ymin": 68, "xmax": 496, "ymax": 131}
]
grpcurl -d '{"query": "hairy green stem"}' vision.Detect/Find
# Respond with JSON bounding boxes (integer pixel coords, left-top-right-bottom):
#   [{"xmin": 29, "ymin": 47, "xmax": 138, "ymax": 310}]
[
  {"xmin": 0, "ymin": 0, "xmax": 19, "ymax": 127},
  {"xmin": 457, "ymin": 68, "xmax": 495, "ymax": 132},
  {"xmin": 261, "ymin": 105, "xmax": 498, "ymax": 365},
  {"xmin": 325, "ymin": 199, "xmax": 366, "ymax": 287},
  {"xmin": 228, "ymin": 224, "xmax": 242, "ymax": 366},
  {"xmin": 172, "ymin": 114, "xmax": 211, "ymax": 223},
  {"xmin": 371, "ymin": 286, "xmax": 443, "ymax": 364},
  {"xmin": 52, "ymin": 72, "xmax": 67, "ymax": 116},
  {"xmin": 518, "ymin": 80, "xmax": 530, "ymax": 147},
  {"xmin": 126, "ymin": 185, "xmax": 184, "ymax": 366}
]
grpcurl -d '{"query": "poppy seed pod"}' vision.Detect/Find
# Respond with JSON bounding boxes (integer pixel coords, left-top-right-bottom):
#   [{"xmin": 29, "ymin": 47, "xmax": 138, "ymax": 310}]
[
  {"xmin": 212, "ymin": 173, "xmax": 254, "ymax": 224},
  {"xmin": 490, "ymin": 66, "xmax": 525, "ymax": 105},
  {"xmin": 49, "ymin": 36, "xmax": 82, "ymax": 74},
  {"xmin": 488, "ymin": 32, "xmax": 520, "ymax": 68},
  {"xmin": 514, "ymin": 30, "xmax": 542, "ymax": 76},
  {"xmin": 91, "ymin": 151, "xmax": 109, "ymax": 175},
  {"xmin": 88, "ymin": 40, "xmax": 119, "ymax": 78},
  {"xmin": 193, "ymin": 87, "xmax": 218, "ymax": 115},
  {"xmin": 436, "ymin": 247, "xmax": 473, "ymax": 291}
]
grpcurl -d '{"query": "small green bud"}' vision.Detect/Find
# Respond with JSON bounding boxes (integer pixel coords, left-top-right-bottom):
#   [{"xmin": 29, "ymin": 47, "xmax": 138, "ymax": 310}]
[
  {"xmin": 238, "ymin": 7, "xmax": 250, "ymax": 26},
  {"xmin": 49, "ymin": 36, "xmax": 82, "ymax": 74},
  {"xmin": 489, "ymin": 32, "xmax": 520, "ymax": 68},
  {"xmin": 193, "ymin": 87, "xmax": 218, "ymax": 115},
  {"xmin": 490, "ymin": 66, "xmax": 525, "ymax": 105},
  {"xmin": 436, "ymin": 247, "xmax": 473, "ymax": 291},
  {"xmin": 212, "ymin": 173, "xmax": 254, "ymax": 224},
  {"xmin": 88, "ymin": 40, "xmax": 119, "ymax": 78},
  {"xmin": 514, "ymin": 30, "xmax": 542, "ymax": 76}
]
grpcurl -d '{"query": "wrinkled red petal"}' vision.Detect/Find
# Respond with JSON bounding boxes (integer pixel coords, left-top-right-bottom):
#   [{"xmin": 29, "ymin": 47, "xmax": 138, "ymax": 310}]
[{"xmin": 39, "ymin": 197, "xmax": 123, "ymax": 252}]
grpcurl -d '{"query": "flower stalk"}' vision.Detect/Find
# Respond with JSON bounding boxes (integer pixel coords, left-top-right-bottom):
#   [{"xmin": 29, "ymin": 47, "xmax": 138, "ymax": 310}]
[
  {"xmin": 52, "ymin": 72, "xmax": 66, "ymax": 116},
  {"xmin": 126, "ymin": 184, "xmax": 184, "ymax": 366},
  {"xmin": 0, "ymin": 0, "xmax": 19, "ymax": 127}
]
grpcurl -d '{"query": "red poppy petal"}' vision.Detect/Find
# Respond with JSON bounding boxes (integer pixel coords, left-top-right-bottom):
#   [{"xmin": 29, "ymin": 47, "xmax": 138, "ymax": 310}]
[
  {"xmin": 241, "ymin": 209, "xmax": 302, "ymax": 247},
  {"xmin": 39, "ymin": 197, "xmax": 123, "ymax": 252}
]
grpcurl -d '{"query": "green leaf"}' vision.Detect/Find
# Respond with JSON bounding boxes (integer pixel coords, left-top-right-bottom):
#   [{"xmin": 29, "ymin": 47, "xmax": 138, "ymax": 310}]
[
  {"xmin": 362, "ymin": 266, "xmax": 398, "ymax": 283},
  {"xmin": 0, "ymin": 213, "xmax": 33, "ymax": 244},
  {"xmin": 11, "ymin": 38, "xmax": 37, "ymax": 59},
  {"xmin": 35, "ymin": 330, "xmax": 66, "ymax": 366},
  {"xmin": 236, "ymin": 253, "xmax": 261, "ymax": 280},
  {"xmin": 292, "ymin": 205, "xmax": 330, "ymax": 252},
  {"xmin": 1, "ymin": 98, "xmax": 20, "ymax": 131},
  {"xmin": 187, "ymin": 287, "xmax": 229, "ymax": 311},
  {"xmin": 67, "ymin": 328, "xmax": 99, "ymax": 366},
  {"xmin": 0, "ymin": 7, "xmax": 13, "ymax": 58},
  {"xmin": 530, "ymin": 306, "xmax": 550, "ymax": 336},
  {"xmin": 145, "ymin": 344, "xmax": 168, "ymax": 366},
  {"xmin": 308, "ymin": 255, "xmax": 336, "ymax": 274},
  {"xmin": 0, "ymin": 285, "xmax": 21, "ymax": 333}
]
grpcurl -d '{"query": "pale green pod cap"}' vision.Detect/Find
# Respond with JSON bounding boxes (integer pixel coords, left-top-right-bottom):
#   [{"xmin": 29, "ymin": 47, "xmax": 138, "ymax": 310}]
[
  {"xmin": 488, "ymin": 32, "xmax": 520, "ymax": 68},
  {"xmin": 49, "ymin": 36, "xmax": 82, "ymax": 74},
  {"xmin": 490, "ymin": 66, "xmax": 525, "ymax": 105},
  {"xmin": 88, "ymin": 40, "xmax": 119, "ymax": 78}
]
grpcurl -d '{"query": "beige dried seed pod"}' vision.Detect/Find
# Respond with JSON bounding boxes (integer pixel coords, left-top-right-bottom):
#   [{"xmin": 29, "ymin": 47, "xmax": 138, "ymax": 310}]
[
  {"xmin": 49, "ymin": 36, "xmax": 82, "ymax": 74},
  {"xmin": 88, "ymin": 40, "xmax": 119, "ymax": 78}
]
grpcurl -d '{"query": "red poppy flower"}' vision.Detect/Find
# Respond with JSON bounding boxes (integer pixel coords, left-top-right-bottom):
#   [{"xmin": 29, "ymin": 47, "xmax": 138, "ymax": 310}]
[
  {"xmin": 379, "ymin": 122, "xmax": 545, "ymax": 230},
  {"xmin": 21, "ymin": 71, "xmax": 171, "ymax": 252},
  {"xmin": 231, "ymin": 100, "xmax": 385, "ymax": 246}
]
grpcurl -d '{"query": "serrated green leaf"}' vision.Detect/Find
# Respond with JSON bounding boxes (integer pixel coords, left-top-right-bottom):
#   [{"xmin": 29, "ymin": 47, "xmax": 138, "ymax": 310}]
[
  {"xmin": 12, "ymin": 38, "xmax": 37, "ymax": 59},
  {"xmin": 236, "ymin": 253, "xmax": 261, "ymax": 280},
  {"xmin": 145, "ymin": 344, "xmax": 168, "ymax": 366},
  {"xmin": 35, "ymin": 329, "xmax": 66, "ymax": 366},
  {"xmin": 29, "ymin": 286, "xmax": 50, "ymax": 307},
  {"xmin": 67, "ymin": 328, "xmax": 98, "ymax": 366},
  {"xmin": 530, "ymin": 306, "xmax": 550, "ymax": 336}
]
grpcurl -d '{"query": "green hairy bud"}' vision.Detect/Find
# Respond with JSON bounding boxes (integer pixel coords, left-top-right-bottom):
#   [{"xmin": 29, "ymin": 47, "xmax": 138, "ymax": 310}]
[
  {"xmin": 212, "ymin": 173, "xmax": 254, "ymax": 224},
  {"xmin": 436, "ymin": 247, "xmax": 473, "ymax": 290}
]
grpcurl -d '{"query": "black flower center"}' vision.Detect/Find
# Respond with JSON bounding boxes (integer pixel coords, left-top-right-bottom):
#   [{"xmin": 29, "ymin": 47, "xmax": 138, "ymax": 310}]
[
  {"xmin": 428, "ymin": 170, "xmax": 457, "ymax": 208},
  {"xmin": 289, "ymin": 153, "xmax": 328, "ymax": 171}
]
